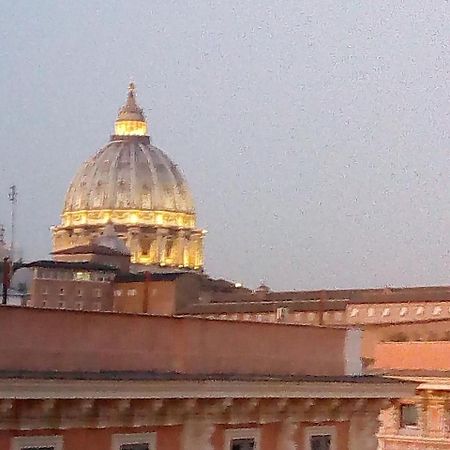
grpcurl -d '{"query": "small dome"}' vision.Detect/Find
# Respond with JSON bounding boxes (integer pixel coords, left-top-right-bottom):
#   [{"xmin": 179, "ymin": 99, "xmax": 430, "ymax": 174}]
[{"xmin": 92, "ymin": 224, "xmax": 130, "ymax": 255}]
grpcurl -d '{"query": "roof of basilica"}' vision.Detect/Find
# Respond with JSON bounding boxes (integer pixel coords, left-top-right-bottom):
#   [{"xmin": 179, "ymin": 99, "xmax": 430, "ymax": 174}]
[{"xmin": 63, "ymin": 84, "xmax": 195, "ymax": 216}]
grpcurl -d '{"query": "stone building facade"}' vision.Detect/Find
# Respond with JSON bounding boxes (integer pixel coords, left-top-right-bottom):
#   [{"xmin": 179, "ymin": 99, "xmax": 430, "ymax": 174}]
[
  {"xmin": 0, "ymin": 306, "xmax": 414, "ymax": 450},
  {"xmin": 361, "ymin": 320, "xmax": 450, "ymax": 449}
]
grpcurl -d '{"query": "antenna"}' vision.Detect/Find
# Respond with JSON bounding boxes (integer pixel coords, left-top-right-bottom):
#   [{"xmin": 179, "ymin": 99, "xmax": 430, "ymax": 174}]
[{"xmin": 8, "ymin": 185, "xmax": 17, "ymax": 263}]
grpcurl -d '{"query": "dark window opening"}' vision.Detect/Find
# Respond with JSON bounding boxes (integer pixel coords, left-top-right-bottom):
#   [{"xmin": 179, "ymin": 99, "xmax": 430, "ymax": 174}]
[
  {"xmin": 120, "ymin": 444, "xmax": 150, "ymax": 450},
  {"xmin": 311, "ymin": 435, "xmax": 331, "ymax": 450},
  {"xmin": 400, "ymin": 404, "xmax": 418, "ymax": 427},
  {"xmin": 231, "ymin": 438, "xmax": 255, "ymax": 450}
]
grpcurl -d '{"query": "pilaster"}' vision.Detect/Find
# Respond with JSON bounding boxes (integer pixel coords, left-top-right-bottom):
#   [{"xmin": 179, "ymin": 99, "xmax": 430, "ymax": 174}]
[{"xmin": 181, "ymin": 418, "xmax": 214, "ymax": 450}]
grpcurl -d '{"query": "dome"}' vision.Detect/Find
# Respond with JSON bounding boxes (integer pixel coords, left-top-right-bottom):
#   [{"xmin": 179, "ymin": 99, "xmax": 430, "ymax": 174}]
[
  {"xmin": 53, "ymin": 83, "xmax": 204, "ymax": 270},
  {"xmin": 63, "ymin": 137, "xmax": 194, "ymax": 214}
]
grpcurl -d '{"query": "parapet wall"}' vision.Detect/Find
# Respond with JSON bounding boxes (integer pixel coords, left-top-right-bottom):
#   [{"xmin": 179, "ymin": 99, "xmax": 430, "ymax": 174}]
[{"xmin": 0, "ymin": 306, "xmax": 350, "ymax": 377}]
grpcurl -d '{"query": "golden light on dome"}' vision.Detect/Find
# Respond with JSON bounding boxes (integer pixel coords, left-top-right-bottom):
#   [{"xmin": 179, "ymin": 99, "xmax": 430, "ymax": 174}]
[
  {"xmin": 114, "ymin": 120, "xmax": 147, "ymax": 136},
  {"xmin": 62, "ymin": 209, "xmax": 197, "ymax": 229}
]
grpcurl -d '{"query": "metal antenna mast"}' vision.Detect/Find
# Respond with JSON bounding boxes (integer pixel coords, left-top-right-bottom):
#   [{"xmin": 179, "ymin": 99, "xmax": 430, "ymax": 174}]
[{"xmin": 8, "ymin": 185, "xmax": 17, "ymax": 263}]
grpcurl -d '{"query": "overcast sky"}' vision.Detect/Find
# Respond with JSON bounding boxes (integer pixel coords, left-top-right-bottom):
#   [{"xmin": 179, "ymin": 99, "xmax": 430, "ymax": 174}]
[{"xmin": 0, "ymin": 1, "xmax": 449, "ymax": 290}]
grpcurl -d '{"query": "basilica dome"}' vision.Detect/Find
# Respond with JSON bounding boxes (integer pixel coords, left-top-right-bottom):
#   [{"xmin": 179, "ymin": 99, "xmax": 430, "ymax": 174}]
[
  {"xmin": 52, "ymin": 83, "xmax": 204, "ymax": 270},
  {"xmin": 63, "ymin": 133, "xmax": 195, "ymax": 214}
]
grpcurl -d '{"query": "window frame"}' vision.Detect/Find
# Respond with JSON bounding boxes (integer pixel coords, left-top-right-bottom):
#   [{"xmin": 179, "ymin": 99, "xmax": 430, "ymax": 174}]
[
  {"xmin": 224, "ymin": 428, "xmax": 260, "ymax": 450},
  {"xmin": 111, "ymin": 432, "xmax": 156, "ymax": 450},
  {"xmin": 12, "ymin": 435, "xmax": 63, "ymax": 450},
  {"xmin": 399, "ymin": 403, "xmax": 419, "ymax": 429},
  {"xmin": 304, "ymin": 425, "xmax": 336, "ymax": 450}
]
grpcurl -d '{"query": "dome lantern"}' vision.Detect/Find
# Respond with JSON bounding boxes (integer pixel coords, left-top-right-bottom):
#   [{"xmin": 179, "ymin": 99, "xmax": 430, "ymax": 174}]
[{"xmin": 114, "ymin": 82, "xmax": 148, "ymax": 137}]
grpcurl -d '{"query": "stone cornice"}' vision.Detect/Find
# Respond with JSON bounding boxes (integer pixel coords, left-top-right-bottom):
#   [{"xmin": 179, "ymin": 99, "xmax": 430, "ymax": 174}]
[{"xmin": 0, "ymin": 378, "xmax": 416, "ymax": 400}]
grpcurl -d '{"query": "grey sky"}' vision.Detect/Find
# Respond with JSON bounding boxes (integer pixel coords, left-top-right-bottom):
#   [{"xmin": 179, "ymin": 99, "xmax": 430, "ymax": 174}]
[{"xmin": 0, "ymin": 0, "xmax": 449, "ymax": 290}]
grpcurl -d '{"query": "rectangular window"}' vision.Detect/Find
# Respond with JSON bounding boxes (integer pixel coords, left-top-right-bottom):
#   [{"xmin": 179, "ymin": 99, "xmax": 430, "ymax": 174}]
[
  {"xmin": 310, "ymin": 435, "xmax": 331, "ymax": 450},
  {"xmin": 224, "ymin": 429, "xmax": 260, "ymax": 450},
  {"xmin": 12, "ymin": 435, "xmax": 63, "ymax": 450},
  {"xmin": 305, "ymin": 426, "xmax": 335, "ymax": 450},
  {"xmin": 231, "ymin": 438, "xmax": 255, "ymax": 450},
  {"xmin": 120, "ymin": 445, "xmax": 149, "ymax": 450},
  {"xmin": 74, "ymin": 271, "xmax": 91, "ymax": 281},
  {"xmin": 95, "ymin": 288, "xmax": 102, "ymax": 298},
  {"xmin": 112, "ymin": 433, "xmax": 155, "ymax": 450},
  {"xmin": 19, "ymin": 447, "xmax": 54, "ymax": 450},
  {"xmin": 400, "ymin": 404, "xmax": 418, "ymax": 428}
]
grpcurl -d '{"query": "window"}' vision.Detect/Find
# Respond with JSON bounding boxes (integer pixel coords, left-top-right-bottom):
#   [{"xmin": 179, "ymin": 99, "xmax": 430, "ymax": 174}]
[
  {"xmin": 310, "ymin": 435, "xmax": 331, "ymax": 450},
  {"xmin": 127, "ymin": 289, "xmax": 137, "ymax": 296},
  {"xmin": 74, "ymin": 271, "xmax": 91, "ymax": 281},
  {"xmin": 224, "ymin": 428, "xmax": 260, "ymax": 450},
  {"xmin": 75, "ymin": 301, "xmax": 83, "ymax": 310},
  {"xmin": 276, "ymin": 307, "xmax": 288, "ymax": 321},
  {"xmin": 400, "ymin": 404, "xmax": 418, "ymax": 428},
  {"xmin": 112, "ymin": 432, "xmax": 156, "ymax": 450},
  {"xmin": 58, "ymin": 301, "xmax": 65, "ymax": 309},
  {"xmin": 59, "ymin": 288, "xmax": 64, "ymax": 296},
  {"xmin": 94, "ymin": 288, "xmax": 102, "ymax": 298},
  {"xmin": 231, "ymin": 439, "xmax": 255, "ymax": 450},
  {"xmin": 12, "ymin": 435, "xmax": 63, "ymax": 450},
  {"xmin": 433, "ymin": 306, "xmax": 442, "ymax": 316},
  {"xmin": 305, "ymin": 426, "xmax": 336, "ymax": 450},
  {"xmin": 114, "ymin": 290, "xmax": 122, "ymax": 297}
]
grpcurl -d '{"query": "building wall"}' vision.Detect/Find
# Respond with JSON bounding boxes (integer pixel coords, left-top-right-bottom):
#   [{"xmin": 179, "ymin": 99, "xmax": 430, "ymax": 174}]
[
  {"xmin": 0, "ymin": 417, "xmax": 364, "ymax": 450},
  {"xmin": 29, "ymin": 278, "xmax": 114, "ymax": 311},
  {"xmin": 378, "ymin": 390, "xmax": 450, "ymax": 449},
  {"xmin": 113, "ymin": 281, "xmax": 176, "ymax": 315},
  {"xmin": 361, "ymin": 320, "xmax": 450, "ymax": 364},
  {"xmin": 346, "ymin": 301, "xmax": 450, "ymax": 325},
  {"xmin": 0, "ymin": 306, "xmax": 350, "ymax": 376},
  {"xmin": 373, "ymin": 341, "xmax": 450, "ymax": 372},
  {"xmin": 188, "ymin": 309, "xmax": 347, "ymax": 326}
]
